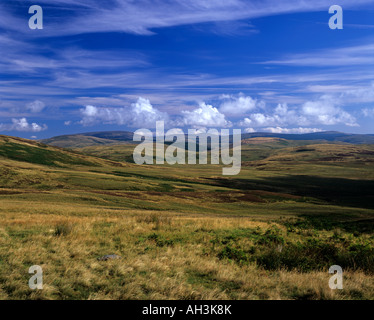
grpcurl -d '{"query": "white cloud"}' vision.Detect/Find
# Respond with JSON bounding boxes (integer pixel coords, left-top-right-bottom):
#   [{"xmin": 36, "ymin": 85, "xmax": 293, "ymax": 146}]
[
  {"xmin": 3, "ymin": 0, "xmax": 372, "ymax": 36},
  {"xmin": 274, "ymin": 103, "xmax": 288, "ymax": 116},
  {"xmin": 0, "ymin": 118, "xmax": 47, "ymax": 132},
  {"xmin": 64, "ymin": 121, "xmax": 72, "ymax": 126},
  {"xmin": 239, "ymin": 118, "xmax": 253, "ymax": 126},
  {"xmin": 244, "ymin": 128, "xmax": 256, "ymax": 133},
  {"xmin": 26, "ymin": 100, "xmax": 46, "ymax": 113},
  {"xmin": 238, "ymin": 97, "xmax": 358, "ymax": 130},
  {"xmin": 263, "ymin": 127, "xmax": 322, "ymax": 134},
  {"xmin": 238, "ymin": 103, "xmax": 307, "ymax": 127},
  {"xmin": 341, "ymin": 83, "xmax": 374, "ymax": 103},
  {"xmin": 362, "ymin": 108, "xmax": 374, "ymax": 118},
  {"xmin": 131, "ymin": 97, "xmax": 169, "ymax": 127},
  {"xmin": 219, "ymin": 93, "xmax": 259, "ymax": 115},
  {"xmin": 81, "ymin": 105, "xmax": 98, "ymax": 118},
  {"xmin": 181, "ymin": 102, "xmax": 231, "ymax": 128},
  {"xmin": 250, "ymin": 113, "xmax": 275, "ymax": 126},
  {"xmin": 80, "ymin": 97, "xmax": 169, "ymax": 128},
  {"xmin": 263, "ymin": 44, "xmax": 374, "ymax": 67},
  {"xmin": 301, "ymin": 95, "xmax": 358, "ymax": 127},
  {"xmin": 164, "ymin": 128, "xmax": 185, "ymax": 136}
]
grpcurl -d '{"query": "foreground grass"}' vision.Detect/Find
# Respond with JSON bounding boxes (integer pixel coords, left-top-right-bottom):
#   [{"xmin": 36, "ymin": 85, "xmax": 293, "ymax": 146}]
[{"xmin": 0, "ymin": 203, "xmax": 373, "ymax": 300}]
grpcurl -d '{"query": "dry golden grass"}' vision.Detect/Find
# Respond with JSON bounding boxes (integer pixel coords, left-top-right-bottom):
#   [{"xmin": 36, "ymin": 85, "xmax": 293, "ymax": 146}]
[{"xmin": 1, "ymin": 200, "xmax": 373, "ymax": 300}]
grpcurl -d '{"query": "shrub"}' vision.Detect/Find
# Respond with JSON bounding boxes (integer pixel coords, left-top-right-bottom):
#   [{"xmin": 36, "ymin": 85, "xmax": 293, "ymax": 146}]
[
  {"xmin": 256, "ymin": 228, "xmax": 284, "ymax": 246},
  {"xmin": 54, "ymin": 222, "xmax": 74, "ymax": 236},
  {"xmin": 256, "ymin": 240, "xmax": 374, "ymax": 273},
  {"xmin": 146, "ymin": 233, "xmax": 174, "ymax": 247},
  {"xmin": 218, "ymin": 246, "xmax": 248, "ymax": 264}
]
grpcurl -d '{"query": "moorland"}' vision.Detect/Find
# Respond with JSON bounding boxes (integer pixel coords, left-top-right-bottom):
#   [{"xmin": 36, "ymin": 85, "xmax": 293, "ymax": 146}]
[{"xmin": 0, "ymin": 132, "xmax": 373, "ymax": 299}]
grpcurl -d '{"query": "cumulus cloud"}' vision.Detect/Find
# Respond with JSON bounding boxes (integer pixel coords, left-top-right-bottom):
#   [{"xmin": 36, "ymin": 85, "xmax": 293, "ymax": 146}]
[
  {"xmin": 250, "ymin": 113, "xmax": 276, "ymax": 126},
  {"xmin": 239, "ymin": 118, "xmax": 253, "ymax": 126},
  {"xmin": 78, "ymin": 94, "xmax": 359, "ymax": 132},
  {"xmin": 26, "ymin": 100, "xmax": 45, "ymax": 113},
  {"xmin": 301, "ymin": 95, "xmax": 358, "ymax": 127},
  {"xmin": 238, "ymin": 97, "xmax": 358, "ymax": 129},
  {"xmin": 181, "ymin": 102, "xmax": 231, "ymax": 128},
  {"xmin": 262, "ymin": 127, "xmax": 322, "ymax": 134},
  {"xmin": 0, "ymin": 118, "xmax": 47, "ymax": 132},
  {"xmin": 164, "ymin": 128, "xmax": 185, "ymax": 136},
  {"xmin": 219, "ymin": 93, "xmax": 260, "ymax": 115},
  {"xmin": 131, "ymin": 97, "xmax": 169, "ymax": 127},
  {"xmin": 238, "ymin": 103, "xmax": 307, "ymax": 127},
  {"xmin": 80, "ymin": 97, "xmax": 169, "ymax": 128}
]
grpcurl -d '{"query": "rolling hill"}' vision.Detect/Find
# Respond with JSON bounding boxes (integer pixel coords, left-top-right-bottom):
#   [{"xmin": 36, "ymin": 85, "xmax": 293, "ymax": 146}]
[
  {"xmin": 40, "ymin": 134, "xmax": 130, "ymax": 149},
  {"xmin": 41, "ymin": 130, "xmax": 374, "ymax": 149},
  {"xmin": 0, "ymin": 134, "xmax": 128, "ymax": 170},
  {"xmin": 41, "ymin": 131, "xmax": 134, "ymax": 148}
]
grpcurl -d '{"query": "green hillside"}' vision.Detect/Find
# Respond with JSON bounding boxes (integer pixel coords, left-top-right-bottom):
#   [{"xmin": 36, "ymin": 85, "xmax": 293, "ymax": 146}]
[
  {"xmin": 41, "ymin": 131, "xmax": 134, "ymax": 148},
  {"xmin": 41, "ymin": 130, "xmax": 374, "ymax": 150},
  {"xmin": 0, "ymin": 135, "xmax": 102, "ymax": 167},
  {"xmin": 41, "ymin": 134, "xmax": 131, "ymax": 149}
]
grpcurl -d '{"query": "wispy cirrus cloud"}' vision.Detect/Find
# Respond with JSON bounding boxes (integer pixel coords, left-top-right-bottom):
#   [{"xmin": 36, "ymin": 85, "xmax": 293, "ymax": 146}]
[
  {"xmin": 0, "ymin": 35, "xmax": 149, "ymax": 75},
  {"xmin": 1, "ymin": 0, "xmax": 374, "ymax": 136},
  {"xmin": 2, "ymin": 0, "xmax": 373, "ymax": 36},
  {"xmin": 261, "ymin": 44, "xmax": 374, "ymax": 67}
]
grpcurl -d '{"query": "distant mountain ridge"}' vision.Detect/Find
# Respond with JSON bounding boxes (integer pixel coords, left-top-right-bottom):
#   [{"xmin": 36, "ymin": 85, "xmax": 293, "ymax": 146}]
[
  {"xmin": 78, "ymin": 131, "xmax": 134, "ymax": 141},
  {"xmin": 242, "ymin": 131, "xmax": 374, "ymax": 144},
  {"xmin": 41, "ymin": 130, "xmax": 374, "ymax": 148}
]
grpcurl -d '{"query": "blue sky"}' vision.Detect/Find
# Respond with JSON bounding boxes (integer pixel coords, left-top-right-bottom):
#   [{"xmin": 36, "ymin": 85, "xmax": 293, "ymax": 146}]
[{"xmin": 0, "ymin": 0, "xmax": 374, "ymax": 139}]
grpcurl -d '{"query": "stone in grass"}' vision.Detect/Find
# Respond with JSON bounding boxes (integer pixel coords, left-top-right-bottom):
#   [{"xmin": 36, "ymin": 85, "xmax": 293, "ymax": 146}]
[{"xmin": 98, "ymin": 254, "xmax": 122, "ymax": 261}]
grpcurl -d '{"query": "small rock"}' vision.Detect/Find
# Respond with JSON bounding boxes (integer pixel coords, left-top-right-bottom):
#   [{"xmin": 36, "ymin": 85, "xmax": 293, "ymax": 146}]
[{"xmin": 98, "ymin": 254, "xmax": 121, "ymax": 261}]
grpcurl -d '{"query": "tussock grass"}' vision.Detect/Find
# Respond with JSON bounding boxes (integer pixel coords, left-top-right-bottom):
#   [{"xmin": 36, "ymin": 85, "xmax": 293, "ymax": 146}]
[
  {"xmin": 54, "ymin": 222, "xmax": 74, "ymax": 237},
  {"xmin": 0, "ymin": 203, "xmax": 373, "ymax": 300},
  {"xmin": 136, "ymin": 213, "xmax": 172, "ymax": 230}
]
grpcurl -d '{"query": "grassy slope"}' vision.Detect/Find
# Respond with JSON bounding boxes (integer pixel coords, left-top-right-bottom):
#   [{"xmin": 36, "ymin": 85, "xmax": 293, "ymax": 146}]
[
  {"xmin": 41, "ymin": 131, "xmax": 134, "ymax": 148},
  {"xmin": 40, "ymin": 135, "xmax": 131, "ymax": 149},
  {"xmin": 0, "ymin": 136, "xmax": 373, "ymax": 299}
]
